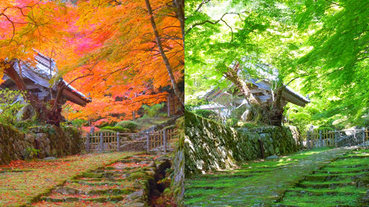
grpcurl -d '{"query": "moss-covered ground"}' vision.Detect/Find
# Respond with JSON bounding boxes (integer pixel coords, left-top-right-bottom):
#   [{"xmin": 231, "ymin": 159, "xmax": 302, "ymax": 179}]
[
  {"xmin": 184, "ymin": 147, "xmax": 369, "ymax": 206},
  {"xmin": 0, "ymin": 152, "xmax": 156, "ymax": 206},
  {"xmin": 31, "ymin": 153, "xmax": 156, "ymax": 207},
  {"xmin": 276, "ymin": 148, "xmax": 369, "ymax": 206}
]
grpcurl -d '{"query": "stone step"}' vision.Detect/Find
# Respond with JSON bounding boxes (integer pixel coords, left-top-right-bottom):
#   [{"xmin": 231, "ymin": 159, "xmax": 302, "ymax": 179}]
[
  {"xmin": 68, "ymin": 180, "xmax": 132, "ymax": 186},
  {"xmin": 53, "ymin": 185, "xmax": 136, "ymax": 196},
  {"xmin": 296, "ymin": 181, "xmax": 355, "ymax": 189},
  {"xmin": 101, "ymin": 166, "xmax": 140, "ymax": 171},
  {"xmin": 317, "ymin": 167, "xmax": 369, "ymax": 174},
  {"xmin": 286, "ymin": 190, "xmax": 355, "ymax": 196},
  {"xmin": 277, "ymin": 191, "xmax": 362, "ymax": 207},
  {"xmin": 337, "ymin": 155, "xmax": 369, "ymax": 160},
  {"xmin": 191, "ymin": 174, "xmax": 253, "ymax": 180},
  {"xmin": 0, "ymin": 168, "xmax": 33, "ymax": 173},
  {"xmin": 32, "ymin": 201, "xmax": 123, "ymax": 207},
  {"xmin": 41, "ymin": 193, "xmax": 126, "ymax": 202},
  {"xmin": 285, "ymin": 187, "xmax": 365, "ymax": 196},
  {"xmin": 185, "ymin": 186, "xmax": 227, "ymax": 191},
  {"xmin": 305, "ymin": 172, "xmax": 367, "ymax": 181}
]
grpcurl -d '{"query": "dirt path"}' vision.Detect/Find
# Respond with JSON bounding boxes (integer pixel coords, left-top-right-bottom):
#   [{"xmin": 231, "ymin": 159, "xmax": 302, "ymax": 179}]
[{"xmin": 185, "ymin": 147, "xmax": 369, "ymax": 206}]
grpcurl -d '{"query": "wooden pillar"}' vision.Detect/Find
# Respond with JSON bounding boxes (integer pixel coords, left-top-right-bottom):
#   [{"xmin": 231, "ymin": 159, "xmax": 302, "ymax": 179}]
[
  {"xmin": 88, "ymin": 126, "xmax": 95, "ymax": 152},
  {"xmin": 353, "ymin": 129, "xmax": 357, "ymax": 146},
  {"xmin": 86, "ymin": 133, "xmax": 90, "ymax": 153},
  {"xmin": 307, "ymin": 130, "xmax": 311, "ymax": 149},
  {"xmin": 167, "ymin": 95, "xmax": 171, "ymax": 117},
  {"xmin": 132, "ymin": 111, "xmax": 136, "ymax": 121},
  {"xmin": 163, "ymin": 129, "xmax": 167, "ymax": 153},
  {"xmin": 117, "ymin": 132, "xmax": 120, "ymax": 151},
  {"xmin": 100, "ymin": 132, "xmax": 104, "ymax": 152},
  {"xmin": 146, "ymin": 133, "xmax": 150, "ymax": 152},
  {"xmin": 319, "ymin": 130, "xmax": 322, "ymax": 147},
  {"xmin": 362, "ymin": 128, "xmax": 365, "ymax": 145}
]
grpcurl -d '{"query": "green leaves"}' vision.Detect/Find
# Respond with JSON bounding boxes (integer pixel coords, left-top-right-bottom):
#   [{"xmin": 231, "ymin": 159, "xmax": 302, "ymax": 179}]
[
  {"xmin": 0, "ymin": 89, "xmax": 28, "ymax": 125},
  {"xmin": 186, "ymin": 0, "xmax": 369, "ymax": 128}
]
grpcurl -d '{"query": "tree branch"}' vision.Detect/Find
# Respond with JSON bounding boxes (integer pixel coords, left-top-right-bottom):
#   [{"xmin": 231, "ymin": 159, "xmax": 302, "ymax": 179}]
[{"xmin": 186, "ymin": 12, "xmax": 241, "ymax": 34}]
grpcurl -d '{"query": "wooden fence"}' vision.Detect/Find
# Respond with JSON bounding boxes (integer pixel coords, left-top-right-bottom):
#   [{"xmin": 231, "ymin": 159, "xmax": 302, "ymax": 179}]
[
  {"xmin": 82, "ymin": 127, "xmax": 177, "ymax": 153},
  {"xmin": 305, "ymin": 128, "xmax": 369, "ymax": 148}
]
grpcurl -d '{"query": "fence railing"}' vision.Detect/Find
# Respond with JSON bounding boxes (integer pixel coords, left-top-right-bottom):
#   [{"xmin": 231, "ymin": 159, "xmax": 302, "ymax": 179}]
[
  {"xmin": 82, "ymin": 127, "xmax": 177, "ymax": 153},
  {"xmin": 305, "ymin": 128, "xmax": 369, "ymax": 148}
]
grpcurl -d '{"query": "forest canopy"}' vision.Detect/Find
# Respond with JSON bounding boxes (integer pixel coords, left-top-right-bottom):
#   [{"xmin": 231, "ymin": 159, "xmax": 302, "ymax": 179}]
[
  {"xmin": 0, "ymin": 0, "xmax": 183, "ymax": 123},
  {"xmin": 185, "ymin": 0, "xmax": 369, "ymax": 130}
]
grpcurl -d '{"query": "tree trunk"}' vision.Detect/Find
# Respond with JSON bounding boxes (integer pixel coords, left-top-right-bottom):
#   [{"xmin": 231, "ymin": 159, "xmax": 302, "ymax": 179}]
[
  {"xmin": 260, "ymin": 86, "xmax": 285, "ymax": 126},
  {"xmin": 3, "ymin": 61, "xmax": 62, "ymax": 125},
  {"xmin": 173, "ymin": 0, "xmax": 185, "ymax": 44},
  {"xmin": 223, "ymin": 64, "xmax": 260, "ymax": 105},
  {"xmin": 145, "ymin": 0, "xmax": 184, "ymax": 105},
  {"xmin": 223, "ymin": 64, "xmax": 285, "ymax": 126}
]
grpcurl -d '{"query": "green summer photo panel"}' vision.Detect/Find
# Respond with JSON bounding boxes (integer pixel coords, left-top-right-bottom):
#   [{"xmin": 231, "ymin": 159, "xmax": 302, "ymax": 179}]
[
  {"xmin": 0, "ymin": 0, "xmax": 184, "ymax": 206},
  {"xmin": 184, "ymin": 0, "xmax": 369, "ymax": 206}
]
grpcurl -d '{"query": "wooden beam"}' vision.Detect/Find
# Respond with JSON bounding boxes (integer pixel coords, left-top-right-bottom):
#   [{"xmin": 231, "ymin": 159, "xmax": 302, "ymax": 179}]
[
  {"xmin": 62, "ymin": 89, "xmax": 88, "ymax": 106},
  {"xmin": 4, "ymin": 62, "xmax": 26, "ymax": 91}
]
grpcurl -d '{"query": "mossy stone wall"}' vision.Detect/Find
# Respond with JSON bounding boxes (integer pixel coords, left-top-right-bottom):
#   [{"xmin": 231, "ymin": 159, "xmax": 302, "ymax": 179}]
[
  {"xmin": 0, "ymin": 124, "xmax": 82, "ymax": 165},
  {"xmin": 185, "ymin": 111, "xmax": 299, "ymax": 175},
  {"xmin": 171, "ymin": 117, "xmax": 185, "ymax": 206}
]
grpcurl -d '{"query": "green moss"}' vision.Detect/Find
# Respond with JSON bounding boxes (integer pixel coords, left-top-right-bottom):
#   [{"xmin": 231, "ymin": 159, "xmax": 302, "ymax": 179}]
[
  {"xmin": 80, "ymin": 172, "xmax": 104, "ymax": 178},
  {"xmin": 184, "ymin": 147, "xmax": 368, "ymax": 206},
  {"xmin": 101, "ymin": 126, "xmax": 130, "ymax": 133},
  {"xmin": 279, "ymin": 192, "xmax": 361, "ymax": 206},
  {"xmin": 185, "ymin": 110, "xmax": 300, "ymax": 177},
  {"xmin": 128, "ymin": 171, "xmax": 150, "ymax": 181},
  {"xmin": 115, "ymin": 121, "xmax": 138, "ymax": 132}
]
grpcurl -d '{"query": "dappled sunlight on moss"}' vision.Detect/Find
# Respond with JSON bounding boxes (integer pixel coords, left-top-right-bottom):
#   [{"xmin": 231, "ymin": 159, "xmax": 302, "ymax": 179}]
[
  {"xmin": 277, "ymin": 148, "xmax": 369, "ymax": 206},
  {"xmin": 184, "ymin": 147, "xmax": 364, "ymax": 206}
]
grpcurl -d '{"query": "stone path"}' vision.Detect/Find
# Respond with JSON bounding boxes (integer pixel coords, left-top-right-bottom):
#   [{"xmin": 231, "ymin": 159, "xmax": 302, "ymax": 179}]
[
  {"xmin": 185, "ymin": 147, "xmax": 369, "ymax": 206},
  {"xmin": 32, "ymin": 154, "xmax": 156, "ymax": 207},
  {"xmin": 276, "ymin": 148, "xmax": 369, "ymax": 206}
]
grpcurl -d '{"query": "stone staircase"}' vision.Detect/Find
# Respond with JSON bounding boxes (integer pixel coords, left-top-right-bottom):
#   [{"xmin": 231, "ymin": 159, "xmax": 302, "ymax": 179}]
[
  {"xmin": 275, "ymin": 148, "xmax": 369, "ymax": 206},
  {"xmin": 32, "ymin": 154, "xmax": 156, "ymax": 207}
]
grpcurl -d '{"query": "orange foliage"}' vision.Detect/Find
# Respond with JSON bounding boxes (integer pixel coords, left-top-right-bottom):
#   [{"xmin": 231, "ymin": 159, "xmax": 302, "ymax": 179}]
[{"xmin": 0, "ymin": 0, "xmax": 183, "ymax": 122}]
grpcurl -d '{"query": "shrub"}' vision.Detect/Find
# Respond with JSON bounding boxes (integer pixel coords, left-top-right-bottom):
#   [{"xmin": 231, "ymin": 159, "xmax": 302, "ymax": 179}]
[
  {"xmin": 70, "ymin": 119, "xmax": 88, "ymax": 127},
  {"xmin": 226, "ymin": 118, "xmax": 238, "ymax": 127},
  {"xmin": 0, "ymin": 89, "xmax": 29, "ymax": 125},
  {"xmin": 24, "ymin": 147, "xmax": 40, "ymax": 160},
  {"xmin": 115, "ymin": 121, "xmax": 138, "ymax": 132},
  {"xmin": 99, "ymin": 129, "xmax": 116, "ymax": 133},
  {"xmin": 230, "ymin": 105, "xmax": 247, "ymax": 120},
  {"xmin": 142, "ymin": 103, "xmax": 164, "ymax": 118},
  {"xmin": 194, "ymin": 109, "xmax": 219, "ymax": 119},
  {"xmin": 240, "ymin": 122, "xmax": 260, "ymax": 129},
  {"xmin": 93, "ymin": 118, "xmax": 117, "ymax": 128},
  {"xmin": 101, "ymin": 126, "xmax": 130, "ymax": 133}
]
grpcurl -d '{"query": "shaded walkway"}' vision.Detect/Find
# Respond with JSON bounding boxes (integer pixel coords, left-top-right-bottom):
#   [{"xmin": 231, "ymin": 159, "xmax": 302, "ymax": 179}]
[{"xmin": 185, "ymin": 147, "xmax": 365, "ymax": 206}]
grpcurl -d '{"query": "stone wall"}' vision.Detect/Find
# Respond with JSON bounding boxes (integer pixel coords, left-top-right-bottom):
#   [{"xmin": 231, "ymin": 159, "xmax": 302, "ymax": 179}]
[
  {"xmin": 0, "ymin": 124, "xmax": 82, "ymax": 165},
  {"xmin": 185, "ymin": 111, "xmax": 299, "ymax": 175},
  {"xmin": 171, "ymin": 117, "xmax": 185, "ymax": 206}
]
